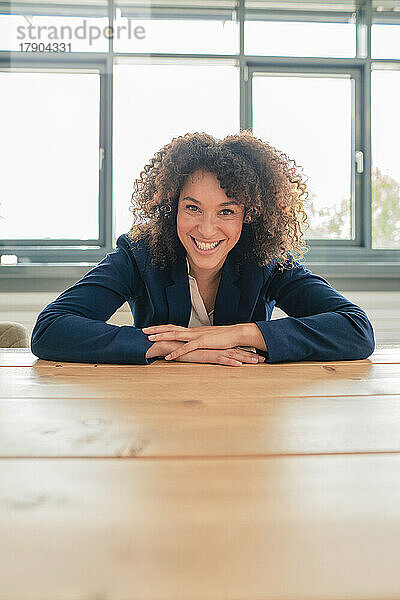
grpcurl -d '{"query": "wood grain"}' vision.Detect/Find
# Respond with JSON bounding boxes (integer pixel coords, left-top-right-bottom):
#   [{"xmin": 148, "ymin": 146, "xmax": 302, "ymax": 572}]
[
  {"xmin": 1, "ymin": 346, "xmax": 400, "ymax": 367},
  {"xmin": 1, "ymin": 394, "xmax": 400, "ymax": 457},
  {"xmin": 2, "ymin": 348, "xmax": 400, "ymax": 600},
  {"xmin": 1, "ymin": 361, "xmax": 400, "ymax": 401},
  {"xmin": 1, "ymin": 455, "xmax": 400, "ymax": 600}
]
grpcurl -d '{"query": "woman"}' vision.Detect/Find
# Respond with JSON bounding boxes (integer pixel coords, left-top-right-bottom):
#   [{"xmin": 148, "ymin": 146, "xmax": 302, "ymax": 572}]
[{"xmin": 31, "ymin": 130, "xmax": 375, "ymax": 366}]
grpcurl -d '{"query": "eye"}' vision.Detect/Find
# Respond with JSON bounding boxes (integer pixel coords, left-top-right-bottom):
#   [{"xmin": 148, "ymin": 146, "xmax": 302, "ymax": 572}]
[
  {"xmin": 185, "ymin": 204, "xmax": 200, "ymax": 212},
  {"xmin": 220, "ymin": 208, "xmax": 235, "ymax": 216}
]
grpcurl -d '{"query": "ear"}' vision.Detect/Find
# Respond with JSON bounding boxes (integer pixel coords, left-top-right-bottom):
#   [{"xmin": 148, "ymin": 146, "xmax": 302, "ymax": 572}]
[{"xmin": 243, "ymin": 213, "xmax": 252, "ymax": 224}]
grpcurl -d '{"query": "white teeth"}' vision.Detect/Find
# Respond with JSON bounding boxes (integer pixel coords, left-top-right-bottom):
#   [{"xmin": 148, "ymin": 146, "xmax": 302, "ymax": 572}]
[{"xmin": 193, "ymin": 238, "xmax": 220, "ymax": 250}]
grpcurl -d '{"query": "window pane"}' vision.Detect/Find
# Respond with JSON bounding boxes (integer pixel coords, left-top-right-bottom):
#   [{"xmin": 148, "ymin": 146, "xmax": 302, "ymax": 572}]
[
  {"xmin": 117, "ymin": 0, "xmax": 235, "ymax": 6},
  {"xmin": 245, "ymin": 21, "xmax": 356, "ymax": 58},
  {"xmin": 0, "ymin": 72, "xmax": 100, "ymax": 240},
  {"xmin": 0, "ymin": 15, "xmax": 109, "ymax": 52},
  {"xmin": 6, "ymin": 0, "xmax": 107, "ymax": 7},
  {"xmin": 246, "ymin": 1, "xmax": 358, "ymax": 8},
  {"xmin": 372, "ymin": 0, "xmax": 400, "ymax": 59},
  {"xmin": 372, "ymin": 24, "xmax": 400, "ymax": 59},
  {"xmin": 114, "ymin": 0, "xmax": 237, "ymax": 53},
  {"xmin": 371, "ymin": 70, "xmax": 400, "ymax": 250},
  {"xmin": 113, "ymin": 16, "xmax": 238, "ymax": 54},
  {"xmin": 252, "ymin": 73, "xmax": 353, "ymax": 240},
  {"xmin": 113, "ymin": 61, "xmax": 239, "ymax": 238}
]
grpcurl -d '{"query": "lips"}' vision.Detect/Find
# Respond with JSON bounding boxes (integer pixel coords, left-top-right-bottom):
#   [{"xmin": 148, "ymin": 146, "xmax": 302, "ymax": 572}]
[{"xmin": 190, "ymin": 235, "xmax": 224, "ymax": 254}]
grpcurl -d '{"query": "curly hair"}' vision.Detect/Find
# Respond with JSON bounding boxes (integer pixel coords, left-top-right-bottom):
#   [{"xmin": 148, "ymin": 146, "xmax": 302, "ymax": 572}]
[{"xmin": 127, "ymin": 129, "xmax": 310, "ymax": 272}]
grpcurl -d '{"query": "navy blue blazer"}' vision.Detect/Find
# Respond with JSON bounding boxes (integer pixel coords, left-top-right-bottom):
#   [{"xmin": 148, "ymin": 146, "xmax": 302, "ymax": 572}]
[{"xmin": 31, "ymin": 233, "xmax": 375, "ymax": 365}]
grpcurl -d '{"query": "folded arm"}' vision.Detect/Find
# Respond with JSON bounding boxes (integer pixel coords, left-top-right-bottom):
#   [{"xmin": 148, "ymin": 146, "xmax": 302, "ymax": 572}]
[
  {"xmin": 239, "ymin": 258, "xmax": 375, "ymax": 363},
  {"xmin": 31, "ymin": 238, "xmax": 155, "ymax": 365}
]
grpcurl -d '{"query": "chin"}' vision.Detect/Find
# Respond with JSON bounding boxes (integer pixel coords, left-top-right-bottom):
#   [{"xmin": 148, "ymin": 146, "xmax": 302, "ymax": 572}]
[
  {"xmin": 191, "ymin": 254, "xmax": 224, "ymax": 266},
  {"xmin": 188, "ymin": 250, "xmax": 230, "ymax": 272}
]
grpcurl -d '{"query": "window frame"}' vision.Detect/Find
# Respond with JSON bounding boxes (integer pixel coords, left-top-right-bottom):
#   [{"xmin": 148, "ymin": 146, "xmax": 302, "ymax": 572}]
[
  {"xmin": 0, "ymin": 52, "xmax": 113, "ymax": 263},
  {"xmin": 0, "ymin": 0, "xmax": 399, "ymax": 283},
  {"xmin": 247, "ymin": 64, "xmax": 362, "ymax": 251}
]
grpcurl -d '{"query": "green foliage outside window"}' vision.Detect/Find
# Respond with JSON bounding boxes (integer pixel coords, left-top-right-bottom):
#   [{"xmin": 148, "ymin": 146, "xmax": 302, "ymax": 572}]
[{"xmin": 305, "ymin": 167, "xmax": 400, "ymax": 249}]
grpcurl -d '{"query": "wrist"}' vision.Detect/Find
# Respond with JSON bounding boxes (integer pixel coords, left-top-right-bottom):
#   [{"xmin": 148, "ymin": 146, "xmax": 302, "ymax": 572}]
[
  {"xmin": 146, "ymin": 340, "xmax": 183, "ymax": 359},
  {"xmin": 146, "ymin": 341, "xmax": 164, "ymax": 359},
  {"xmin": 236, "ymin": 323, "xmax": 267, "ymax": 352}
]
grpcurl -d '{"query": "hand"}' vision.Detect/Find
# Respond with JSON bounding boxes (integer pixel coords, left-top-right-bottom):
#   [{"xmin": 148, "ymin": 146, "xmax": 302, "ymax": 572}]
[
  {"xmin": 174, "ymin": 347, "xmax": 265, "ymax": 366},
  {"xmin": 145, "ymin": 340, "xmax": 182, "ymax": 360},
  {"xmin": 143, "ymin": 324, "xmax": 243, "ymax": 360},
  {"xmin": 145, "ymin": 340, "xmax": 265, "ymax": 366}
]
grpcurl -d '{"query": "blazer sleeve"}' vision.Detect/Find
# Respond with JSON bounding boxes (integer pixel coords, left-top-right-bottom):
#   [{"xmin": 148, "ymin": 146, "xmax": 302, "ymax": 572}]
[
  {"xmin": 30, "ymin": 235, "xmax": 155, "ymax": 365},
  {"xmin": 254, "ymin": 257, "xmax": 376, "ymax": 363}
]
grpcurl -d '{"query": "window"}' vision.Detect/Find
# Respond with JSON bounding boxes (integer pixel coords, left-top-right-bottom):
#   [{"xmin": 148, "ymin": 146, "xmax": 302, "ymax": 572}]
[
  {"xmin": 371, "ymin": 69, "xmax": 400, "ymax": 249},
  {"xmin": 0, "ymin": 71, "xmax": 101, "ymax": 241},
  {"xmin": 0, "ymin": 0, "xmax": 109, "ymax": 53},
  {"xmin": 245, "ymin": 21, "xmax": 356, "ymax": 58},
  {"xmin": 245, "ymin": 0, "xmax": 357, "ymax": 57},
  {"xmin": 114, "ymin": 0, "xmax": 238, "ymax": 54},
  {"xmin": 372, "ymin": 23, "xmax": 400, "ymax": 59},
  {"xmin": 252, "ymin": 72, "xmax": 354, "ymax": 240},
  {"xmin": 372, "ymin": 0, "xmax": 400, "ymax": 59}
]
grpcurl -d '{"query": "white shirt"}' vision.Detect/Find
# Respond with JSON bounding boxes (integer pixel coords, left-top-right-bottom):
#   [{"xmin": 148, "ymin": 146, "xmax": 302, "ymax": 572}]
[
  {"xmin": 185, "ymin": 257, "xmax": 256, "ymax": 353},
  {"xmin": 186, "ymin": 256, "xmax": 215, "ymax": 328}
]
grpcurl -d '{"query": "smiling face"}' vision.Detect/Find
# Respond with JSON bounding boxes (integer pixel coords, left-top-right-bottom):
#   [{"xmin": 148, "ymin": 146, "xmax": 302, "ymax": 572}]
[{"xmin": 176, "ymin": 169, "xmax": 245, "ymax": 277}]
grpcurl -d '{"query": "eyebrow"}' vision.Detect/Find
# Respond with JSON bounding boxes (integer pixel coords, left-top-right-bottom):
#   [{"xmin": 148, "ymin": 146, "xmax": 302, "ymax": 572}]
[{"xmin": 182, "ymin": 196, "xmax": 240, "ymax": 207}]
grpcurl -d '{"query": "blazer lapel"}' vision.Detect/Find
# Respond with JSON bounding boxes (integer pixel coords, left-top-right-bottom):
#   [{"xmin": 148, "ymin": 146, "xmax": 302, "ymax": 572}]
[
  {"xmin": 165, "ymin": 255, "xmax": 192, "ymax": 326},
  {"xmin": 213, "ymin": 251, "xmax": 241, "ymax": 326},
  {"xmin": 236, "ymin": 260, "xmax": 267, "ymax": 323},
  {"xmin": 214, "ymin": 251, "xmax": 268, "ymax": 325},
  {"xmin": 164, "ymin": 251, "xmax": 242, "ymax": 328}
]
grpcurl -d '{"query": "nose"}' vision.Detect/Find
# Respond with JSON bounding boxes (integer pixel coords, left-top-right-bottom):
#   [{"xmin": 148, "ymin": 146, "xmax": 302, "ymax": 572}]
[{"xmin": 195, "ymin": 213, "xmax": 220, "ymax": 239}]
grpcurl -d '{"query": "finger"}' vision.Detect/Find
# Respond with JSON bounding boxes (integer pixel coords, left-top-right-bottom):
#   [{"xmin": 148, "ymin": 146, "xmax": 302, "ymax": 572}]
[
  {"xmin": 217, "ymin": 356, "xmax": 243, "ymax": 366},
  {"xmin": 231, "ymin": 348, "xmax": 265, "ymax": 363},
  {"xmin": 165, "ymin": 341, "xmax": 200, "ymax": 361},
  {"xmin": 234, "ymin": 350, "xmax": 260, "ymax": 363},
  {"xmin": 147, "ymin": 332, "xmax": 191, "ymax": 342},
  {"xmin": 242, "ymin": 352, "xmax": 265, "ymax": 363},
  {"xmin": 226, "ymin": 349, "xmax": 259, "ymax": 364},
  {"xmin": 142, "ymin": 324, "xmax": 186, "ymax": 333}
]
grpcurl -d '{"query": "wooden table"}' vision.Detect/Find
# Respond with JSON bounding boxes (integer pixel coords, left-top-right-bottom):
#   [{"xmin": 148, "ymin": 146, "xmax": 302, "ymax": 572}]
[{"xmin": 1, "ymin": 347, "xmax": 400, "ymax": 600}]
